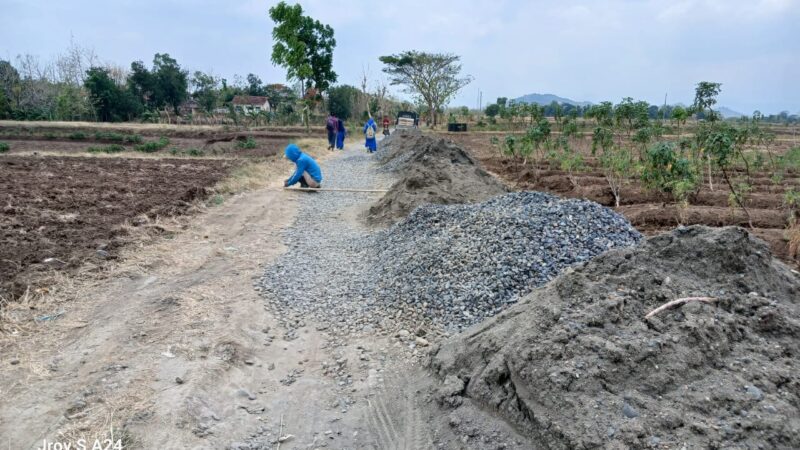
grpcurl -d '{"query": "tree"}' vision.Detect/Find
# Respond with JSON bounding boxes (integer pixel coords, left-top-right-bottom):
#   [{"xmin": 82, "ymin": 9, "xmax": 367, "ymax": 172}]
[
  {"xmin": 269, "ymin": 2, "xmax": 337, "ymax": 95},
  {"xmin": 484, "ymin": 103, "xmax": 500, "ymax": 118},
  {"xmin": 246, "ymin": 73, "xmax": 266, "ymax": 96},
  {"xmin": 327, "ymin": 84, "xmax": 359, "ymax": 120},
  {"xmin": 379, "ymin": 51, "xmax": 472, "ymax": 127},
  {"xmin": 0, "ymin": 60, "xmax": 20, "ymax": 118},
  {"xmin": 128, "ymin": 60, "xmax": 156, "ymax": 109},
  {"xmin": 264, "ymin": 83, "xmax": 297, "ymax": 111},
  {"xmin": 692, "ymin": 81, "xmax": 722, "ymax": 121},
  {"xmin": 153, "ymin": 53, "xmax": 188, "ymax": 114},
  {"xmin": 671, "ymin": 105, "xmax": 688, "ymax": 134},
  {"xmin": 84, "ymin": 67, "xmax": 138, "ymax": 122},
  {"xmin": 191, "ymin": 71, "xmax": 219, "ymax": 113}
]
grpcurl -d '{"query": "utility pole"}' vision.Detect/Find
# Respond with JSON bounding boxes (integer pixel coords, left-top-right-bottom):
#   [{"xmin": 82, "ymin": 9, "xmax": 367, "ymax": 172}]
[{"xmin": 479, "ymin": 90, "xmax": 483, "ymax": 112}]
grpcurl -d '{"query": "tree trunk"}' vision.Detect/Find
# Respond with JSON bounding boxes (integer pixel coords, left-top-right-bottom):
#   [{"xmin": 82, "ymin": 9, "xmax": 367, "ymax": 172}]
[{"xmin": 722, "ymin": 168, "xmax": 753, "ymax": 228}]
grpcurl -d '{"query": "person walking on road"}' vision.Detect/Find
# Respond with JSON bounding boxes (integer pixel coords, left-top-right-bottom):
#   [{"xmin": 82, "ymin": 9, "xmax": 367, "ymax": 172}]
[
  {"xmin": 363, "ymin": 116, "xmax": 378, "ymax": 153},
  {"xmin": 336, "ymin": 117, "xmax": 346, "ymax": 150},
  {"xmin": 325, "ymin": 114, "xmax": 338, "ymax": 151},
  {"xmin": 284, "ymin": 143, "xmax": 322, "ymax": 188}
]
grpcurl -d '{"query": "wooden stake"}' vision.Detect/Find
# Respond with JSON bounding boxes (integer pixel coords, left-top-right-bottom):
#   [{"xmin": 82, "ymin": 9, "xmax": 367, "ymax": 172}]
[
  {"xmin": 283, "ymin": 187, "xmax": 388, "ymax": 193},
  {"xmin": 644, "ymin": 297, "xmax": 718, "ymax": 319}
]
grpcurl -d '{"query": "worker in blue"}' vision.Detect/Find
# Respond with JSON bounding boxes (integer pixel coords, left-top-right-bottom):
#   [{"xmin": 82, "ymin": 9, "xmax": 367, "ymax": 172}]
[
  {"xmin": 283, "ymin": 143, "xmax": 322, "ymax": 188},
  {"xmin": 335, "ymin": 117, "xmax": 346, "ymax": 150},
  {"xmin": 363, "ymin": 116, "xmax": 378, "ymax": 153}
]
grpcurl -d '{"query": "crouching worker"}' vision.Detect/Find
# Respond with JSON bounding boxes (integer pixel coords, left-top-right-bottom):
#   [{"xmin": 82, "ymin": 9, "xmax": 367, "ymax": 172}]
[{"xmin": 284, "ymin": 144, "xmax": 322, "ymax": 189}]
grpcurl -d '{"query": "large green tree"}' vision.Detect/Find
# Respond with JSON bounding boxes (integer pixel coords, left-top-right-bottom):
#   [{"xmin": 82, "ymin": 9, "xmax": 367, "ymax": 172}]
[
  {"xmin": 268, "ymin": 2, "xmax": 337, "ymax": 95},
  {"xmin": 128, "ymin": 53, "xmax": 189, "ymax": 114},
  {"xmin": 84, "ymin": 67, "xmax": 138, "ymax": 121},
  {"xmin": 379, "ymin": 51, "xmax": 472, "ymax": 127},
  {"xmin": 327, "ymin": 84, "xmax": 359, "ymax": 120},
  {"xmin": 692, "ymin": 81, "xmax": 722, "ymax": 122},
  {"xmin": 191, "ymin": 71, "xmax": 219, "ymax": 113}
]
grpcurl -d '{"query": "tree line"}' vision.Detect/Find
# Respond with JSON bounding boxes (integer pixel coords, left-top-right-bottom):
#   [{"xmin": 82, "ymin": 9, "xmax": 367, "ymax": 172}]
[{"xmin": 480, "ymin": 97, "xmax": 798, "ymax": 126}]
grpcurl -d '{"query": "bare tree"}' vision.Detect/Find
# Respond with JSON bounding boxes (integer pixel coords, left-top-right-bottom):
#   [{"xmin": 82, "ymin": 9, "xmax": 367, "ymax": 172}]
[{"xmin": 360, "ymin": 65, "xmax": 372, "ymax": 118}]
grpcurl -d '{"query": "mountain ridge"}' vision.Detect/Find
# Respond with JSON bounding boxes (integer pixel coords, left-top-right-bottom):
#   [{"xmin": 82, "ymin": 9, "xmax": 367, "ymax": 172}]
[{"xmin": 512, "ymin": 92, "xmax": 748, "ymax": 118}]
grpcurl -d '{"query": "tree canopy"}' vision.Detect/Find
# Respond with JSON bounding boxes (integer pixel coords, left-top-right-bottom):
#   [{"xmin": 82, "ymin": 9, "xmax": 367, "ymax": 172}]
[
  {"xmin": 327, "ymin": 84, "xmax": 359, "ymax": 120},
  {"xmin": 379, "ymin": 51, "xmax": 472, "ymax": 126},
  {"xmin": 268, "ymin": 2, "xmax": 337, "ymax": 95}
]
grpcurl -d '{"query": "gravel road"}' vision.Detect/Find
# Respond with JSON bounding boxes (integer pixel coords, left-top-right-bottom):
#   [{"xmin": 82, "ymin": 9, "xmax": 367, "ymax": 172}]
[{"xmin": 259, "ymin": 140, "xmax": 641, "ymax": 336}]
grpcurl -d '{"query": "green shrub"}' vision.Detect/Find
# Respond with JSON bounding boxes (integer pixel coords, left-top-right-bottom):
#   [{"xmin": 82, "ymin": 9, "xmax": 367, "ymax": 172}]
[
  {"xmin": 44, "ymin": 132, "xmax": 57, "ymax": 140},
  {"xmin": 0, "ymin": 142, "xmax": 9, "ymax": 153},
  {"xmin": 134, "ymin": 136, "xmax": 170, "ymax": 153},
  {"xmin": 641, "ymin": 141, "xmax": 697, "ymax": 200},
  {"xmin": 68, "ymin": 132, "xmax": 87, "ymax": 140},
  {"xmin": 187, "ymin": 148, "xmax": 205, "ymax": 157},
  {"xmin": 123, "ymin": 134, "xmax": 143, "ymax": 144},
  {"xmin": 778, "ymin": 147, "xmax": 800, "ymax": 169},
  {"xmin": 87, "ymin": 144, "xmax": 125, "ymax": 154},
  {"xmin": 237, "ymin": 136, "xmax": 258, "ymax": 149}
]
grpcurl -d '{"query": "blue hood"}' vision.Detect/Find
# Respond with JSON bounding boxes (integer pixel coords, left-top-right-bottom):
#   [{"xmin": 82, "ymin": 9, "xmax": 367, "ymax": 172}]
[{"xmin": 285, "ymin": 144, "xmax": 301, "ymax": 162}]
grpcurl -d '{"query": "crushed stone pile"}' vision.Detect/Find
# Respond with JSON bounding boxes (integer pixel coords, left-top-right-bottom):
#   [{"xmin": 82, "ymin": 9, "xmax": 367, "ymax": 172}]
[
  {"xmin": 430, "ymin": 226, "xmax": 800, "ymax": 449},
  {"xmin": 365, "ymin": 191, "xmax": 642, "ymax": 331},
  {"xmin": 367, "ymin": 130, "xmax": 508, "ymax": 225}
]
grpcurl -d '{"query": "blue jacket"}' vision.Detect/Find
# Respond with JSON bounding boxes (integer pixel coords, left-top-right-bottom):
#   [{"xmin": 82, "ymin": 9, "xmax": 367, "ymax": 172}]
[{"xmin": 285, "ymin": 144, "xmax": 322, "ymax": 186}]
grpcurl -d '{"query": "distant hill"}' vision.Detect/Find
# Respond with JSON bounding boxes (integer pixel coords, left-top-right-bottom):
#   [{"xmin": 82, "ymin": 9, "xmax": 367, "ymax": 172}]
[
  {"xmin": 717, "ymin": 106, "xmax": 746, "ymax": 119},
  {"xmin": 513, "ymin": 93, "xmax": 591, "ymax": 107}
]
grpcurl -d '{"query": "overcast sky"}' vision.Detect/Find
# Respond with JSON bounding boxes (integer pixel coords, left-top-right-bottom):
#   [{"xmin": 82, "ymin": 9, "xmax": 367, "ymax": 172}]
[{"xmin": 1, "ymin": 0, "xmax": 798, "ymax": 114}]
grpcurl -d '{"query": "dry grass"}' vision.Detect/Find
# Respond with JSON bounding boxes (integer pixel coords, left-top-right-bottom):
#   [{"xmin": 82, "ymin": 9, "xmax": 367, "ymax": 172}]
[
  {"xmin": 788, "ymin": 223, "xmax": 800, "ymax": 261},
  {"xmin": 212, "ymin": 137, "xmax": 328, "ymax": 195}
]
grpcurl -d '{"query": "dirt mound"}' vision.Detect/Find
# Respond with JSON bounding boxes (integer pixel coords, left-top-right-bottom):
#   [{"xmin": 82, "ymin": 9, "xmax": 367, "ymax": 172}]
[
  {"xmin": 367, "ymin": 131, "xmax": 507, "ymax": 225},
  {"xmin": 430, "ymin": 226, "xmax": 800, "ymax": 449}
]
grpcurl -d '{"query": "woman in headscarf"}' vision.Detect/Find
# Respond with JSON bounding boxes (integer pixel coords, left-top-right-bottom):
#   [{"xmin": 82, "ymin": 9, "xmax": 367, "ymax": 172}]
[
  {"xmin": 363, "ymin": 116, "xmax": 377, "ymax": 153},
  {"xmin": 336, "ymin": 117, "xmax": 346, "ymax": 150}
]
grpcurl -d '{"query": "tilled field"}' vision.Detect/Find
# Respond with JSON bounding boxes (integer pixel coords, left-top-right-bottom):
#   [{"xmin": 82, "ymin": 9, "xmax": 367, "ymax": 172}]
[
  {"xmin": 0, "ymin": 135, "xmax": 293, "ymax": 158},
  {"xmin": 441, "ymin": 132, "xmax": 800, "ymax": 265},
  {"xmin": 0, "ymin": 155, "xmax": 235, "ymax": 299}
]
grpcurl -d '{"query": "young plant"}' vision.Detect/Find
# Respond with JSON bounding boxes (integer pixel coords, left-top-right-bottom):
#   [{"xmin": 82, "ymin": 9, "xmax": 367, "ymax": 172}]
[
  {"xmin": 600, "ymin": 146, "xmax": 636, "ymax": 207},
  {"xmin": 135, "ymin": 136, "xmax": 170, "ymax": 153},
  {"xmin": 554, "ymin": 137, "xmax": 584, "ymax": 188},
  {"xmin": 704, "ymin": 126, "xmax": 753, "ymax": 227},
  {"xmin": 237, "ymin": 136, "xmax": 258, "ymax": 149},
  {"xmin": 0, "ymin": 142, "xmax": 8, "ymax": 153},
  {"xmin": 641, "ymin": 141, "xmax": 698, "ymax": 206}
]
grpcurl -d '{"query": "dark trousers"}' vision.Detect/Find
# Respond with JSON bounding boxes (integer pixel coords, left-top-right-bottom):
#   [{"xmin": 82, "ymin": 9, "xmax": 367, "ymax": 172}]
[{"xmin": 327, "ymin": 131, "xmax": 335, "ymax": 148}]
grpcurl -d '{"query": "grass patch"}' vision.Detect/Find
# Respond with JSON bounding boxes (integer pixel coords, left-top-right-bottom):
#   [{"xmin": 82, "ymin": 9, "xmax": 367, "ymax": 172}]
[
  {"xmin": 169, "ymin": 147, "xmax": 205, "ymax": 157},
  {"xmin": 237, "ymin": 136, "xmax": 258, "ymax": 149},
  {"xmin": 87, "ymin": 144, "xmax": 126, "ymax": 154},
  {"xmin": 0, "ymin": 142, "xmax": 9, "ymax": 153},
  {"xmin": 214, "ymin": 161, "xmax": 274, "ymax": 195},
  {"xmin": 93, "ymin": 131, "xmax": 143, "ymax": 144},
  {"xmin": 134, "ymin": 136, "xmax": 170, "ymax": 153},
  {"xmin": 68, "ymin": 132, "xmax": 87, "ymax": 140}
]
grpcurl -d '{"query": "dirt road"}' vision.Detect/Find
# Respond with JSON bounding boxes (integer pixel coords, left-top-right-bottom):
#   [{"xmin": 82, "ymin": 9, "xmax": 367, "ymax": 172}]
[{"xmin": 0, "ymin": 142, "xmax": 449, "ymax": 449}]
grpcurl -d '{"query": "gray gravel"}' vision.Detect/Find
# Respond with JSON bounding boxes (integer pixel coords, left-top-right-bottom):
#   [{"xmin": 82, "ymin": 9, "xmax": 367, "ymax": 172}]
[
  {"xmin": 259, "ymin": 144, "xmax": 642, "ymax": 335},
  {"xmin": 365, "ymin": 192, "xmax": 642, "ymax": 330}
]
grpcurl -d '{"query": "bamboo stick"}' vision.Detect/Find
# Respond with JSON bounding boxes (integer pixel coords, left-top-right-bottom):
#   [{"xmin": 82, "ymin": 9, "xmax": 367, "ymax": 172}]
[{"xmin": 283, "ymin": 187, "xmax": 388, "ymax": 193}]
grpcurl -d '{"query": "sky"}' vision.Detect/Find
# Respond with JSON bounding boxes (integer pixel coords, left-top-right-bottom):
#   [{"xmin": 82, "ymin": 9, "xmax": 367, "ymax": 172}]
[{"xmin": 1, "ymin": 0, "xmax": 799, "ymax": 115}]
